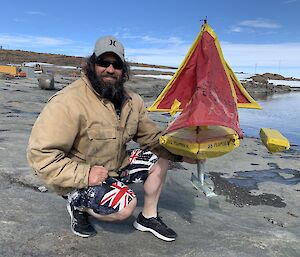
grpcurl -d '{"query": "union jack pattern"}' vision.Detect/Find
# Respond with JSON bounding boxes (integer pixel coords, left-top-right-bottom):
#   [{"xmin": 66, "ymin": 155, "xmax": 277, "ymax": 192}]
[
  {"xmin": 100, "ymin": 180, "xmax": 136, "ymax": 210},
  {"xmin": 126, "ymin": 149, "xmax": 158, "ymax": 174},
  {"xmin": 129, "ymin": 149, "xmax": 142, "ymax": 163}
]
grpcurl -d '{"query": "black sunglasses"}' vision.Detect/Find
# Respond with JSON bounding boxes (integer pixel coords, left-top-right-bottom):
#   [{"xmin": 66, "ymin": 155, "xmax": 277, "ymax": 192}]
[{"xmin": 96, "ymin": 59, "xmax": 123, "ymax": 70}]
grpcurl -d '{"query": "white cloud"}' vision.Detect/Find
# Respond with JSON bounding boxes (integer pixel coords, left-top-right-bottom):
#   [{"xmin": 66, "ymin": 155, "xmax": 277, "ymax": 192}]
[
  {"xmin": 283, "ymin": 0, "xmax": 297, "ymax": 4},
  {"xmin": 238, "ymin": 19, "xmax": 281, "ymax": 29},
  {"xmin": 13, "ymin": 18, "xmax": 26, "ymax": 23},
  {"xmin": 27, "ymin": 11, "xmax": 46, "ymax": 16},
  {"xmin": 0, "ymin": 33, "xmax": 92, "ymax": 57},
  {"xmin": 125, "ymin": 44, "xmax": 189, "ymax": 67},
  {"xmin": 115, "ymin": 32, "xmax": 188, "ymax": 66},
  {"xmin": 221, "ymin": 42, "xmax": 300, "ymax": 67},
  {"xmin": 121, "ymin": 34, "xmax": 184, "ymax": 45},
  {"xmin": 230, "ymin": 26, "xmax": 242, "ymax": 33},
  {"xmin": 64, "ymin": 46, "xmax": 93, "ymax": 57},
  {"xmin": 0, "ymin": 34, "xmax": 74, "ymax": 48}
]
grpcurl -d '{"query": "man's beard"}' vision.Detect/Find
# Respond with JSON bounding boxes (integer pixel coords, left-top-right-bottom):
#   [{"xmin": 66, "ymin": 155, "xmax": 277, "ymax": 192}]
[{"xmin": 93, "ymin": 74, "xmax": 125, "ymax": 105}]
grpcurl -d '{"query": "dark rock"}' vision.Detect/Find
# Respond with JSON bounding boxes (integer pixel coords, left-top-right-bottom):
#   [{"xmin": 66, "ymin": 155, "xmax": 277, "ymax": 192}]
[{"xmin": 38, "ymin": 75, "xmax": 55, "ymax": 90}]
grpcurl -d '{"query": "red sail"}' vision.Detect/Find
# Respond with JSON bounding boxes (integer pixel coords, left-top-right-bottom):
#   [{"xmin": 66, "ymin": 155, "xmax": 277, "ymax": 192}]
[
  {"xmin": 165, "ymin": 30, "xmax": 243, "ymax": 138},
  {"xmin": 148, "ymin": 24, "xmax": 261, "ymax": 112}
]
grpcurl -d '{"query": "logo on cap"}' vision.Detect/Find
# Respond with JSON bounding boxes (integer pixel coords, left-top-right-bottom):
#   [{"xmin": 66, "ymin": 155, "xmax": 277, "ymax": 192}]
[{"xmin": 109, "ymin": 40, "xmax": 116, "ymax": 47}]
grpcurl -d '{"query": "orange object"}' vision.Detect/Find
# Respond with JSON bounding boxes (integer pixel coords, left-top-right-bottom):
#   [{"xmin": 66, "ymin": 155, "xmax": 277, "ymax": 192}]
[{"xmin": 16, "ymin": 71, "xmax": 26, "ymax": 77}]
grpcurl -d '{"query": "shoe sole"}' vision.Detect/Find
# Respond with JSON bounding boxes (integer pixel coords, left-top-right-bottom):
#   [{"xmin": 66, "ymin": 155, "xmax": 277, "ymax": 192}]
[
  {"xmin": 66, "ymin": 204, "xmax": 91, "ymax": 238},
  {"xmin": 133, "ymin": 221, "xmax": 176, "ymax": 242}
]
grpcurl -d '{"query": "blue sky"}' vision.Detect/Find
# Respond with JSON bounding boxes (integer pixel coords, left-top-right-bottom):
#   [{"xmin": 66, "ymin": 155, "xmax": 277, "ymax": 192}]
[{"xmin": 1, "ymin": 0, "xmax": 300, "ymax": 77}]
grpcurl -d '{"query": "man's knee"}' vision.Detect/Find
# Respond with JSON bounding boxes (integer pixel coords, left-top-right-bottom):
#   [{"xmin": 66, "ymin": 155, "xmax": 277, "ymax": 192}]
[
  {"xmin": 87, "ymin": 197, "xmax": 137, "ymax": 221},
  {"xmin": 116, "ymin": 197, "xmax": 137, "ymax": 220},
  {"xmin": 150, "ymin": 158, "xmax": 169, "ymax": 175}
]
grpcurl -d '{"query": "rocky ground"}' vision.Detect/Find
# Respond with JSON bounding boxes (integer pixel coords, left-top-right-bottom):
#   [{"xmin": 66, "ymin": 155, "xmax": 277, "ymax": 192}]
[{"xmin": 0, "ymin": 76, "xmax": 300, "ymax": 257}]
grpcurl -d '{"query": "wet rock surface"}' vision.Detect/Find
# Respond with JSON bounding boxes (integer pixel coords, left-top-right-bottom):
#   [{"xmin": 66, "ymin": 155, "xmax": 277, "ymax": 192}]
[
  {"xmin": 0, "ymin": 77, "xmax": 300, "ymax": 257},
  {"xmin": 210, "ymin": 172, "xmax": 287, "ymax": 208}
]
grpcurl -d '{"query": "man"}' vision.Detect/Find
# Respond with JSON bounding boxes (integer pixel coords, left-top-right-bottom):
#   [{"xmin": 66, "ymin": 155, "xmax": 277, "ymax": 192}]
[{"xmin": 27, "ymin": 36, "xmax": 191, "ymax": 242}]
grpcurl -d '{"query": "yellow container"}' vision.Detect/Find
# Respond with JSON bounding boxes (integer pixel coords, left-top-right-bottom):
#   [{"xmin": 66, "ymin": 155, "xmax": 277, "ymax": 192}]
[
  {"xmin": 0, "ymin": 65, "xmax": 17, "ymax": 75},
  {"xmin": 160, "ymin": 126, "xmax": 240, "ymax": 159},
  {"xmin": 260, "ymin": 128, "xmax": 290, "ymax": 153}
]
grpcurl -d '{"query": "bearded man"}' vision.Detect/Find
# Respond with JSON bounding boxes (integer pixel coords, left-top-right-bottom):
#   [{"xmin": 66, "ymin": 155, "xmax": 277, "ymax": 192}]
[{"xmin": 27, "ymin": 36, "xmax": 190, "ymax": 242}]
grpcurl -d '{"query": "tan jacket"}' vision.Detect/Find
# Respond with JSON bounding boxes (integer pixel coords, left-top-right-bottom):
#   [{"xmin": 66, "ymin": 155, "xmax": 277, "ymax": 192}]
[{"xmin": 27, "ymin": 75, "xmax": 178, "ymax": 195}]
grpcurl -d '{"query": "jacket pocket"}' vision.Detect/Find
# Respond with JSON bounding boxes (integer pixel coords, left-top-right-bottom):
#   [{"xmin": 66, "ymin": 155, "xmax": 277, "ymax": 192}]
[{"xmin": 86, "ymin": 126, "xmax": 117, "ymax": 167}]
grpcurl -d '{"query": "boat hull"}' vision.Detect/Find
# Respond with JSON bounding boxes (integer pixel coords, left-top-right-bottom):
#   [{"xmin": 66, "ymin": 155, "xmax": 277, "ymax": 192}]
[{"xmin": 160, "ymin": 126, "xmax": 240, "ymax": 159}]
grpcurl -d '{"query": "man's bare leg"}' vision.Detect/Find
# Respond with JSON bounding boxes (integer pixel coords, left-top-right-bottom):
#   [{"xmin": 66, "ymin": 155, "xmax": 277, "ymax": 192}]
[
  {"xmin": 133, "ymin": 158, "xmax": 177, "ymax": 241},
  {"xmin": 142, "ymin": 158, "xmax": 169, "ymax": 217}
]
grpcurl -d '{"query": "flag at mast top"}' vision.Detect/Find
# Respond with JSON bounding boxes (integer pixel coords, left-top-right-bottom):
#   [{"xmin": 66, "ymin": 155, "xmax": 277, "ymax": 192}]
[{"xmin": 200, "ymin": 16, "xmax": 208, "ymax": 24}]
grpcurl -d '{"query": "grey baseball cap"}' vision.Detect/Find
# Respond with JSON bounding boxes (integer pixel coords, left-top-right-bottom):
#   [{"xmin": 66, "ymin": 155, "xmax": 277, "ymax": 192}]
[{"xmin": 93, "ymin": 35, "xmax": 125, "ymax": 62}]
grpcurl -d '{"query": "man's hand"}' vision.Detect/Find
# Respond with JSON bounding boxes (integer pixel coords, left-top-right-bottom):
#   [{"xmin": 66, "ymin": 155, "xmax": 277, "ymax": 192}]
[
  {"xmin": 88, "ymin": 166, "xmax": 109, "ymax": 186},
  {"xmin": 182, "ymin": 157, "xmax": 206, "ymax": 164}
]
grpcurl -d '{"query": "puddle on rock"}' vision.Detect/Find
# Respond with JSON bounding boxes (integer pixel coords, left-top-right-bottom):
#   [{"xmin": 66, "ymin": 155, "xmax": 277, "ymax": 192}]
[
  {"xmin": 279, "ymin": 148, "xmax": 300, "ymax": 159},
  {"xmin": 267, "ymin": 162, "xmax": 279, "ymax": 168},
  {"xmin": 14, "ymin": 89, "xmax": 27, "ymax": 92},
  {"xmin": 247, "ymin": 152, "xmax": 258, "ymax": 156},
  {"xmin": 208, "ymin": 168, "xmax": 300, "ymax": 208},
  {"xmin": 228, "ymin": 169, "xmax": 300, "ymax": 189}
]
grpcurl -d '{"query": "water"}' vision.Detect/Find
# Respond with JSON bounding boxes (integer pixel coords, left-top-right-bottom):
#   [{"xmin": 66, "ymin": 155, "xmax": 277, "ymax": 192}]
[
  {"xmin": 228, "ymin": 169, "xmax": 300, "ymax": 189},
  {"xmin": 239, "ymin": 92, "xmax": 300, "ymax": 146}
]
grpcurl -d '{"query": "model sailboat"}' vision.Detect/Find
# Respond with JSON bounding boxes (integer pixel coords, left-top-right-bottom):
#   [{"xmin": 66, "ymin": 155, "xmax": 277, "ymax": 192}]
[{"xmin": 148, "ymin": 21, "xmax": 261, "ymax": 196}]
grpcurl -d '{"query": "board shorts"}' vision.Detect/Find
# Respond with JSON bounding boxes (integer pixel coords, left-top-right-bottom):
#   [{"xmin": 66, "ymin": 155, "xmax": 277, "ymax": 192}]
[{"xmin": 68, "ymin": 149, "xmax": 158, "ymax": 215}]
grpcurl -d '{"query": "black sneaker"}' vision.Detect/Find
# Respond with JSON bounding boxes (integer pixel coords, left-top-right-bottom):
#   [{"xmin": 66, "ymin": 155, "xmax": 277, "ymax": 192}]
[
  {"xmin": 67, "ymin": 202, "xmax": 97, "ymax": 238},
  {"xmin": 133, "ymin": 212, "xmax": 177, "ymax": 241}
]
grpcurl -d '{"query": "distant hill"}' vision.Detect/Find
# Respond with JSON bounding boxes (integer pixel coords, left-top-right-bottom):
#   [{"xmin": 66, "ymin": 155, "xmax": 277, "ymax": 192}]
[
  {"xmin": 0, "ymin": 49, "xmax": 176, "ymax": 70},
  {"xmin": 0, "ymin": 49, "xmax": 84, "ymax": 67}
]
